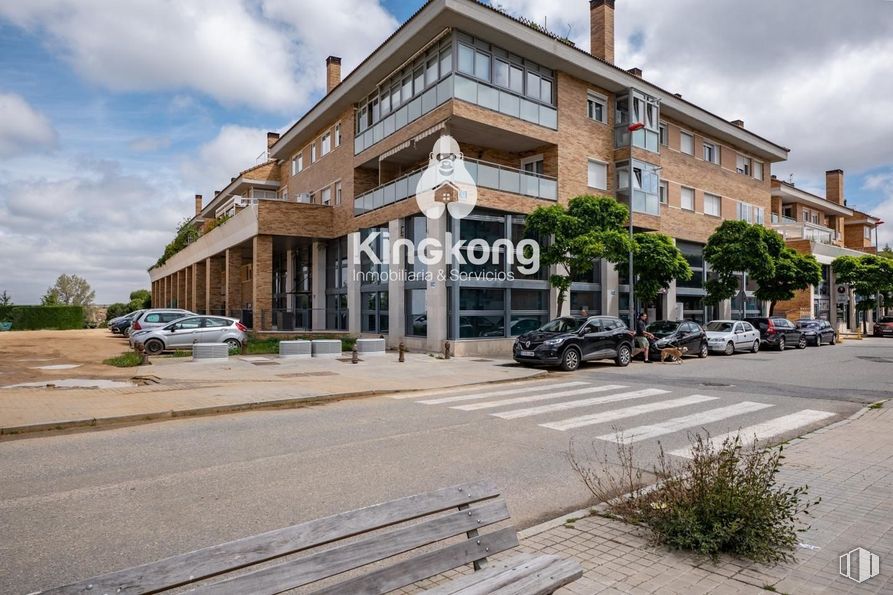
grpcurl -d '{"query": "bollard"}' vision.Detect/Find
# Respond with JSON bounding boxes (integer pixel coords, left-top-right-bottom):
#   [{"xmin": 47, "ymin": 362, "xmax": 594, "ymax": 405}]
[
  {"xmin": 136, "ymin": 343, "xmax": 151, "ymax": 366},
  {"xmin": 352, "ymin": 345, "xmax": 359, "ymax": 364},
  {"xmin": 443, "ymin": 340, "xmax": 451, "ymax": 360},
  {"xmin": 398, "ymin": 341, "xmax": 405, "ymax": 363}
]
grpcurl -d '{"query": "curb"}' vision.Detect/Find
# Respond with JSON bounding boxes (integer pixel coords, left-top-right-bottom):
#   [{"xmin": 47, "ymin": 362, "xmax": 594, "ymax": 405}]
[{"xmin": 0, "ymin": 369, "xmax": 549, "ymax": 439}]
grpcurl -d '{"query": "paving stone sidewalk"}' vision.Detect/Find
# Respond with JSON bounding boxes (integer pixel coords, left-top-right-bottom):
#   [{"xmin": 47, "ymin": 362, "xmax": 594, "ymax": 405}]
[{"xmin": 516, "ymin": 407, "xmax": 893, "ymax": 594}]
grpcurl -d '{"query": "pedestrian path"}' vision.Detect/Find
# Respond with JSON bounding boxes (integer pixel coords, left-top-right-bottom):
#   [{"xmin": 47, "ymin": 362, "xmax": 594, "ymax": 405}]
[{"xmin": 393, "ymin": 378, "xmax": 840, "ymax": 456}]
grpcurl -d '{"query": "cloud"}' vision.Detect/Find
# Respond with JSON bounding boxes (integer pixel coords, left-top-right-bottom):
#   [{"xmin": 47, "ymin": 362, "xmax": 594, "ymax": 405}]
[
  {"xmin": 179, "ymin": 125, "xmax": 271, "ymax": 200},
  {"xmin": 862, "ymin": 171, "xmax": 893, "ymax": 248},
  {"xmin": 128, "ymin": 135, "xmax": 172, "ymax": 153},
  {"xmin": 0, "ymin": 92, "xmax": 58, "ymax": 157}
]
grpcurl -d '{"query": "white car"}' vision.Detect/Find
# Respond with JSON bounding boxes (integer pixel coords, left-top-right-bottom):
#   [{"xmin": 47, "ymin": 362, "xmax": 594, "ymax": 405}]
[{"xmin": 704, "ymin": 320, "xmax": 761, "ymax": 355}]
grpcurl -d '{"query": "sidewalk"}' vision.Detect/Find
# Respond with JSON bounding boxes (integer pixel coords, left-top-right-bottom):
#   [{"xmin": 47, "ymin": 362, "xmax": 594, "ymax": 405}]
[
  {"xmin": 516, "ymin": 406, "xmax": 893, "ymax": 594},
  {"xmin": 0, "ymin": 354, "xmax": 543, "ymax": 436}
]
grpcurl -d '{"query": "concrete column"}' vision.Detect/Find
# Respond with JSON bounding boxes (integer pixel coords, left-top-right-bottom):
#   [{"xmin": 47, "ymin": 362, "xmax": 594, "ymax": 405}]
[
  {"xmin": 285, "ymin": 248, "xmax": 295, "ymax": 313},
  {"xmin": 311, "ymin": 241, "xmax": 326, "ymax": 330},
  {"xmin": 425, "ymin": 214, "xmax": 448, "ymax": 351},
  {"xmin": 866, "ymin": 308, "xmax": 874, "ymax": 335},
  {"xmin": 387, "ymin": 219, "xmax": 404, "ymax": 347},
  {"xmin": 252, "ymin": 235, "xmax": 274, "ymax": 331},
  {"xmin": 600, "ymin": 260, "xmax": 619, "ymax": 316},
  {"xmin": 194, "ymin": 261, "xmax": 207, "ymax": 314},
  {"xmin": 718, "ymin": 299, "xmax": 732, "ymax": 320},
  {"xmin": 225, "ymin": 247, "xmax": 243, "ymax": 316},
  {"xmin": 662, "ymin": 280, "xmax": 677, "ymax": 321},
  {"xmin": 829, "ymin": 269, "xmax": 838, "ymax": 329},
  {"xmin": 346, "ymin": 233, "xmax": 362, "ymax": 335},
  {"xmin": 848, "ymin": 287, "xmax": 857, "ymax": 332}
]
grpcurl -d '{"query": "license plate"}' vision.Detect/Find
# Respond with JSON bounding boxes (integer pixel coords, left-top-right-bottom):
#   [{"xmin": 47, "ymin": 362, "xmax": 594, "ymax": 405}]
[{"xmin": 520, "ymin": 350, "xmax": 535, "ymax": 357}]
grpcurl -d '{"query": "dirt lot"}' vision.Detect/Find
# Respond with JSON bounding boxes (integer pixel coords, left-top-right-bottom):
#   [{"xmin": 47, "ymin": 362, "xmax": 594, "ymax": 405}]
[{"xmin": 0, "ymin": 329, "xmax": 136, "ymax": 385}]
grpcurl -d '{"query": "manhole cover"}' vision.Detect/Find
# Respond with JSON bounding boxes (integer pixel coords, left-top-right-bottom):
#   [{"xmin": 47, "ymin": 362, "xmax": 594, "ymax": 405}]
[{"xmin": 701, "ymin": 382, "xmax": 734, "ymax": 388}]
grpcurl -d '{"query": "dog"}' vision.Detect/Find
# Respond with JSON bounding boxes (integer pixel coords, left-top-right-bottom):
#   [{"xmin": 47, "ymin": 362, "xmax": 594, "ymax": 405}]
[{"xmin": 659, "ymin": 346, "xmax": 688, "ymax": 364}]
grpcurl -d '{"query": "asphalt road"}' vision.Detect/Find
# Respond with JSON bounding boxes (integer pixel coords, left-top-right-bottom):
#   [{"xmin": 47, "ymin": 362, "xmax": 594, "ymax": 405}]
[{"xmin": 1, "ymin": 338, "xmax": 890, "ymax": 593}]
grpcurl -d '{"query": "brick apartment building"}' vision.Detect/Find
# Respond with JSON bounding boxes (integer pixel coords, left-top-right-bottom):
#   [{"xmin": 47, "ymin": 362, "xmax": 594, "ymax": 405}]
[
  {"xmin": 769, "ymin": 170, "xmax": 881, "ymax": 327},
  {"xmin": 149, "ymin": 0, "xmax": 870, "ymax": 354}
]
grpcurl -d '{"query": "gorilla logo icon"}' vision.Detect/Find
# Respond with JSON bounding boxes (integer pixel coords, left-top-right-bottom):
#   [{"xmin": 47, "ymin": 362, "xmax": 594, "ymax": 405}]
[{"xmin": 415, "ymin": 135, "xmax": 477, "ymax": 220}]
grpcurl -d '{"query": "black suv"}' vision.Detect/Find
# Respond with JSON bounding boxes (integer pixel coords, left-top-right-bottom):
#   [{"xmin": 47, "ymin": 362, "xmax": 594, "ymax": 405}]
[
  {"xmin": 513, "ymin": 316, "xmax": 635, "ymax": 371},
  {"xmin": 796, "ymin": 319, "xmax": 836, "ymax": 346},
  {"xmin": 645, "ymin": 320, "xmax": 709, "ymax": 360},
  {"xmin": 745, "ymin": 317, "xmax": 807, "ymax": 350}
]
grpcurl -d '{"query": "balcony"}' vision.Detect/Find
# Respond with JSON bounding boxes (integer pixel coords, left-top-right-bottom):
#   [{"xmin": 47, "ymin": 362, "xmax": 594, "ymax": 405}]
[
  {"xmin": 770, "ymin": 216, "xmax": 839, "ymax": 245},
  {"xmin": 353, "ymin": 158, "xmax": 558, "ymax": 215}
]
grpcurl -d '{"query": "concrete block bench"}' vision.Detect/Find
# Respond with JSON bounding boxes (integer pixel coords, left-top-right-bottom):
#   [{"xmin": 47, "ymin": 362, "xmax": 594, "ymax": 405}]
[
  {"xmin": 279, "ymin": 340, "xmax": 312, "ymax": 358},
  {"xmin": 192, "ymin": 343, "xmax": 229, "ymax": 361},
  {"xmin": 356, "ymin": 338, "xmax": 386, "ymax": 356},
  {"xmin": 311, "ymin": 339, "xmax": 342, "ymax": 358}
]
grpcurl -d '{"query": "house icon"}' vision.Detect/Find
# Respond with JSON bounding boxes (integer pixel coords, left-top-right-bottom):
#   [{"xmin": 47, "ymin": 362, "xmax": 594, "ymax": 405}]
[
  {"xmin": 840, "ymin": 547, "xmax": 880, "ymax": 583},
  {"xmin": 434, "ymin": 181, "xmax": 463, "ymax": 205}
]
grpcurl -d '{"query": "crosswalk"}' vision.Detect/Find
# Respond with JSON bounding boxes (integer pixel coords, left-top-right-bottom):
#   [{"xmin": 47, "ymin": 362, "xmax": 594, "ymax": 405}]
[{"xmin": 391, "ymin": 379, "xmax": 838, "ymax": 457}]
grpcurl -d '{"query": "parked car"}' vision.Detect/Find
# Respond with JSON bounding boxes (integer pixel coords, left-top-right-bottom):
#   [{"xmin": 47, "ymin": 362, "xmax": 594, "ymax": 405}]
[
  {"xmin": 745, "ymin": 317, "xmax": 807, "ymax": 350},
  {"xmin": 645, "ymin": 320, "xmax": 709, "ymax": 359},
  {"xmin": 131, "ymin": 316, "xmax": 247, "ymax": 355},
  {"xmin": 796, "ymin": 319, "xmax": 837, "ymax": 346},
  {"xmin": 704, "ymin": 320, "xmax": 762, "ymax": 354},
  {"xmin": 874, "ymin": 316, "xmax": 893, "ymax": 337},
  {"xmin": 109, "ymin": 310, "xmax": 144, "ymax": 335},
  {"xmin": 128, "ymin": 309, "xmax": 193, "ymax": 343},
  {"xmin": 513, "ymin": 315, "xmax": 635, "ymax": 371}
]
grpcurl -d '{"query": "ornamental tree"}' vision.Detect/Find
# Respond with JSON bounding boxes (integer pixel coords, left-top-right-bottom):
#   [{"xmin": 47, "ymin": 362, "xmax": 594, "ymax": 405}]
[
  {"xmin": 42, "ymin": 274, "xmax": 95, "ymax": 306},
  {"xmin": 630, "ymin": 232, "xmax": 693, "ymax": 307},
  {"xmin": 833, "ymin": 254, "xmax": 893, "ymax": 315},
  {"xmin": 753, "ymin": 246, "xmax": 822, "ymax": 315},
  {"xmin": 704, "ymin": 220, "xmax": 776, "ymax": 305},
  {"xmin": 526, "ymin": 195, "xmax": 633, "ymax": 312}
]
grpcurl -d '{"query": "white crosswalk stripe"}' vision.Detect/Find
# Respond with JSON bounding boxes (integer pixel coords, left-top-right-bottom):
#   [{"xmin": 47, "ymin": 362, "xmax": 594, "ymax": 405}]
[
  {"xmin": 540, "ymin": 394, "xmax": 718, "ymax": 431},
  {"xmin": 451, "ymin": 384, "xmax": 628, "ymax": 411},
  {"xmin": 417, "ymin": 381, "xmax": 589, "ymax": 405},
  {"xmin": 668, "ymin": 409, "xmax": 836, "ymax": 458},
  {"xmin": 388, "ymin": 379, "xmax": 562, "ymax": 400},
  {"xmin": 597, "ymin": 401, "xmax": 775, "ymax": 443},
  {"xmin": 493, "ymin": 388, "xmax": 669, "ymax": 420}
]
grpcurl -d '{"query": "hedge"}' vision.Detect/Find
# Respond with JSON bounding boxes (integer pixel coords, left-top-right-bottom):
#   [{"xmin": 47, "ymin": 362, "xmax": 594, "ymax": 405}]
[{"xmin": 7, "ymin": 306, "xmax": 85, "ymax": 330}]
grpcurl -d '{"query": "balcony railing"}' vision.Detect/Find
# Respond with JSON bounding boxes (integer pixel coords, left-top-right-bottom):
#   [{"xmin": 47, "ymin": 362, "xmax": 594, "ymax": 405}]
[
  {"xmin": 353, "ymin": 158, "xmax": 558, "ymax": 216},
  {"xmin": 771, "ymin": 220, "xmax": 839, "ymax": 245}
]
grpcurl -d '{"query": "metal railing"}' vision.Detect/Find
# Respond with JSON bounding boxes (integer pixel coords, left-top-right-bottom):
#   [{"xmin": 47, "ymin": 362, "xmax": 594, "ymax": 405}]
[
  {"xmin": 771, "ymin": 220, "xmax": 839, "ymax": 244},
  {"xmin": 353, "ymin": 157, "xmax": 558, "ymax": 215}
]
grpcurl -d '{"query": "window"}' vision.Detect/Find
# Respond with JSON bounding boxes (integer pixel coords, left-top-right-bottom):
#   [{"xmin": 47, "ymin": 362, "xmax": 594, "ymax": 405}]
[
  {"xmin": 458, "ymin": 44, "xmax": 474, "ymax": 75},
  {"xmin": 587, "ymin": 92, "xmax": 607, "ymax": 123},
  {"xmin": 736, "ymin": 154, "xmax": 751, "ymax": 175},
  {"xmin": 292, "ymin": 153, "xmax": 303, "ymax": 175},
  {"xmin": 865, "ymin": 226, "xmax": 872, "ymax": 240},
  {"xmin": 659, "ymin": 180, "xmax": 668, "ymax": 204},
  {"xmin": 703, "ymin": 141, "xmax": 718, "ymax": 164},
  {"xmin": 521, "ymin": 155, "xmax": 544, "ymax": 175},
  {"xmin": 659, "ymin": 123, "xmax": 668, "ymax": 146},
  {"xmin": 509, "ymin": 64, "xmax": 523, "ymax": 93},
  {"xmin": 753, "ymin": 160, "xmax": 764, "ymax": 180},
  {"xmin": 587, "ymin": 159, "xmax": 607, "ymax": 190},
  {"xmin": 680, "ymin": 131, "xmax": 694, "ymax": 155},
  {"xmin": 802, "ymin": 208, "xmax": 810, "ymax": 223},
  {"xmin": 335, "ymin": 123, "xmax": 341, "ymax": 147},
  {"xmin": 321, "ymin": 186, "xmax": 332, "ymax": 206},
  {"xmin": 335, "ymin": 181, "xmax": 342, "ymax": 206},
  {"xmin": 705, "ymin": 193, "xmax": 721, "ymax": 216},
  {"xmin": 311, "ymin": 143, "xmax": 317, "ymax": 163},
  {"xmin": 321, "ymin": 132, "xmax": 331, "ymax": 156},
  {"xmin": 681, "ymin": 187, "xmax": 695, "ymax": 211},
  {"xmin": 494, "ymin": 58, "xmax": 509, "ymax": 87},
  {"xmin": 279, "ymin": 188, "xmax": 288, "ymax": 201}
]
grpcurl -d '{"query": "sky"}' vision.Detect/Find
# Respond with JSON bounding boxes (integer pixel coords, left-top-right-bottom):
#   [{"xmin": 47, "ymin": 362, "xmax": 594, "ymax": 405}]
[{"xmin": 0, "ymin": 0, "xmax": 891, "ymax": 304}]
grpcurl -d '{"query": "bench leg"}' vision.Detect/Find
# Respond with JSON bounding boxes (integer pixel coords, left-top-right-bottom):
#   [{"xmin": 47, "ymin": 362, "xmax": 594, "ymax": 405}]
[{"xmin": 458, "ymin": 503, "xmax": 487, "ymax": 571}]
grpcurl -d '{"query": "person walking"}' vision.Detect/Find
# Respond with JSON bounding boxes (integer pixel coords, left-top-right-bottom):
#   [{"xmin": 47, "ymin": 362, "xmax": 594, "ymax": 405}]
[{"xmin": 635, "ymin": 311, "xmax": 654, "ymax": 363}]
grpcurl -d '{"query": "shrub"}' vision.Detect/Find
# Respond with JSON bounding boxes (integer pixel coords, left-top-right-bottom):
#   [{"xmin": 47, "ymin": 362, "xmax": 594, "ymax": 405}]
[
  {"xmin": 569, "ymin": 433, "xmax": 819, "ymax": 565},
  {"xmin": 103, "ymin": 352, "xmax": 143, "ymax": 367},
  {"xmin": 10, "ymin": 306, "xmax": 85, "ymax": 330}
]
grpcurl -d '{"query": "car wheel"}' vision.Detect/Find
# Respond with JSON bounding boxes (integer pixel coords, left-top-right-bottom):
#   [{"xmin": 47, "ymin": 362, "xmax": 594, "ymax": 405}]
[
  {"xmin": 752, "ymin": 339, "xmax": 760, "ymax": 353},
  {"xmin": 797, "ymin": 336, "xmax": 807, "ymax": 349},
  {"xmin": 144, "ymin": 338, "xmax": 164, "ymax": 355},
  {"xmin": 225, "ymin": 338, "xmax": 242, "ymax": 352},
  {"xmin": 777, "ymin": 337, "xmax": 785, "ymax": 351},
  {"xmin": 559, "ymin": 347, "xmax": 581, "ymax": 371},
  {"xmin": 815, "ymin": 335, "xmax": 822, "ymax": 347},
  {"xmin": 699, "ymin": 343, "xmax": 708, "ymax": 358},
  {"xmin": 830, "ymin": 333, "xmax": 836, "ymax": 345},
  {"xmin": 724, "ymin": 341, "xmax": 735, "ymax": 356},
  {"xmin": 615, "ymin": 344, "xmax": 632, "ymax": 367}
]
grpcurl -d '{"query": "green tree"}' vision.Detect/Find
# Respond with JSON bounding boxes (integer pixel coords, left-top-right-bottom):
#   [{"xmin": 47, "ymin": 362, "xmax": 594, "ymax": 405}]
[
  {"xmin": 629, "ymin": 233, "xmax": 693, "ymax": 307},
  {"xmin": 878, "ymin": 243, "xmax": 893, "ymax": 260},
  {"xmin": 753, "ymin": 247, "xmax": 822, "ymax": 315},
  {"xmin": 129, "ymin": 289, "xmax": 152, "ymax": 309},
  {"xmin": 106, "ymin": 303, "xmax": 130, "ymax": 321},
  {"xmin": 43, "ymin": 274, "xmax": 95, "ymax": 306},
  {"xmin": 526, "ymin": 195, "xmax": 633, "ymax": 312},
  {"xmin": 703, "ymin": 221, "xmax": 775, "ymax": 305},
  {"xmin": 0, "ymin": 290, "xmax": 13, "ymax": 321},
  {"xmin": 833, "ymin": 254, "xmax": 893, "ymax": 316},
  {"xmin": 154, "ymin": 218, "xmax": 201, "ymax": 269}
]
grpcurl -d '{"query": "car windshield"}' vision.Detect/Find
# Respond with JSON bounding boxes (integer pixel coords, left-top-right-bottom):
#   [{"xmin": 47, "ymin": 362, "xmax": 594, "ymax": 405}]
[
  {"xmin": 704, "ymin": 321, "xmax": 734, "ymax": 332},
  {"xmin": 646, "ymin": 321, "xmax": 679, "ymax": 337},
  {"xmin": 537, "ymin": 318, "xmax": 585, "ymax": 333},
  {"xmin": 797, "ymin": 321, "xmax": 819, "ymax": 328},
  {"xmin": 880, "ymin": 317, "xmax": 893, "ymax": 323}
]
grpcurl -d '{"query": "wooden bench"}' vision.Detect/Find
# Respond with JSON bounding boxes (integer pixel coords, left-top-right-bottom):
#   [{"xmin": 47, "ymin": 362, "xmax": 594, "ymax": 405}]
[{"xmin": 39, "ymin": 482, "xmax": 581, "ymax": 595}]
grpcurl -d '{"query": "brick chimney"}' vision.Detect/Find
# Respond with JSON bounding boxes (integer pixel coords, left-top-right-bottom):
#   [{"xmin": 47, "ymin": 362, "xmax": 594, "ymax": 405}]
[
  {"xmin": 590, "ymin": 0, "xmax": 615, "ymax": 64},
  {"xmin": 194, "ymin": 194, "xmax": 203, "ymax": 216},
  {"xmin": 627, "ymin": 67, "xmax": 642, "ymax": 78},
  {"xmin": 266, "ymin": 131, "xmax": 280, "ymax": 157},
  {"xmin": 326, "ymin": 56, "xmax": 342, "ymax": 93},
  {"xmin": 826, "ymin": 169, "xmax": 845, "ymax": 205}
]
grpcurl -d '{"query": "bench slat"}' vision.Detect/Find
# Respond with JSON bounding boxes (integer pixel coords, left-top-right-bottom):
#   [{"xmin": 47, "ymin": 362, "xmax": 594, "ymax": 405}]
[
  {"xmin": 40, "ymin": 482, "xmax": 499, "ymax": 595},
  {"xmin": 419, "ymin": 554, "xmax": 552, "ymax": 595},
  {"xmin": 425, "ymin": 556, "xmax": 582, "ymax": 595},
  {"xmin": 192, "ymin": 500, "xmax": 511, "ymax": 595},
  {"xmin": 312, "ymin": 527, "xmax": 520, "ymax": 595},
  {"xmin": 484, "ymin": 558, "xmax": 583, "ymax": 595}
]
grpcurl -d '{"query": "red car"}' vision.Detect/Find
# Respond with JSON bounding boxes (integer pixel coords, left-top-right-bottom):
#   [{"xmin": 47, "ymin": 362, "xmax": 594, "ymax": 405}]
[{"xmin": 874, "ymin": 316, "xmax": 893, "ymax": 337}]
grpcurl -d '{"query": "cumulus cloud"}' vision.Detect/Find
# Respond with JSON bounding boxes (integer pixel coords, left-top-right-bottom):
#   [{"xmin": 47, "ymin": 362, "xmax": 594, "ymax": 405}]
[
  {"xmin": 862, "ymin": 172, "xmax": 893, "ymax": 248},
  {"xmin": 0, "ymin": 92, "xmax": 57, "ymax": 157}
]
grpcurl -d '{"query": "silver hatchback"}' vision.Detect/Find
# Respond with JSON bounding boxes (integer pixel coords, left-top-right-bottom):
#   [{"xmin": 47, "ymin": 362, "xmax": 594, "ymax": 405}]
[
  {"xmin": 128, "ymin": 308, "xmax": 193, "ymax": 340},
  {"xmin": 131, "ymin": 316, "xmax": 247, "ymax": 355}
]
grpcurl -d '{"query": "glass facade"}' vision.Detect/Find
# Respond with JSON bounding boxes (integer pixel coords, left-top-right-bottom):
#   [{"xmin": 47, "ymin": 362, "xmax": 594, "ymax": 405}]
[
  {"xmin": 325, "ymin": 237, "xmax": 348, "ymax": 330},
  {"xmin": 614, "ymin": 89, "xmax": 660, "ymax": 152},
  {"xmin": 617, "ymin": 159, "xmax": 661, "ymax": 216},
  {"xmin": 676, "ymin": 241, "xmax": 709, "ymax": 323},
  {"xmin": 570, "ymin": 260, "xmax": 602, "ymax": 316},
  {"xmin": 359, "ymin": 227, "xmax": 390, "ymax": 333}
]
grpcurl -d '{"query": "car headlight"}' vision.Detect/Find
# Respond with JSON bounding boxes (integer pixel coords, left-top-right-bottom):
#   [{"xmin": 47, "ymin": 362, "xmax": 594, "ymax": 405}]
[{"xmin": 543, "ymin": 338, "xmax": 565, "ymax": 347}]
